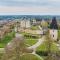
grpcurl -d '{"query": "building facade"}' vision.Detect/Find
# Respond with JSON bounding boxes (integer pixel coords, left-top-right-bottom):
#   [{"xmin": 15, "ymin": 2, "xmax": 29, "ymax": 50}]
[
  {"xmin": 20, "ymin": 19, "xmax": 31, "ymax": 28},
  {"xmin": 49, "ymin": 17, "xmax": 58, "ymax": 41}
]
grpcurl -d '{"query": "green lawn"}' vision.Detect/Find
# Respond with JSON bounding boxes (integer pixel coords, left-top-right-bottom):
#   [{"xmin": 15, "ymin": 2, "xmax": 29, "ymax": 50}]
[
  {"xmin": 20, "ymin": 32, "xmax": 40, "ymax": 46},
  {"xmin": 0, "ymin": 32, "xmax": 15, "ymax": 48},
  {"xmin": 31, "ymin": 26, "xmax": 39, "ymax": 30},
  {"xmin": 0, "ymin": 53, "xmax": 43, "ymax": 60},
  {"xmin": 20, "ymin": 54, "xmax": 43, "ymax": 60},
  {"xmin": 25, "ymin": 38, "xmax": 38, "ymax": 46},
  {"xmin": 36, "ymin": 41, "xmax": 59, "ymax": 52}
]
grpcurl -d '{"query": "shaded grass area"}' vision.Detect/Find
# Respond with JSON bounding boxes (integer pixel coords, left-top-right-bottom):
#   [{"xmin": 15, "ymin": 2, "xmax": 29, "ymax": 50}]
[
  {"xmin": 0, "ymin": 53, "xmax": 4, "ymax": 60},
  {"xmin": 0, "ymin": 53, "xmax": 43, "ymax": 60},
  {"xmin": 21, "ymin": 32, "xmax": 40, "ymax": 39},
  {"xmin": 0, "ymin": 32, "xmax": 15, "ymax": 48}
]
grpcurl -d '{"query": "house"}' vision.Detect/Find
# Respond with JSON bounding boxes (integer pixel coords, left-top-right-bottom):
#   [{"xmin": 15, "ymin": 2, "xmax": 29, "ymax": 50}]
[{"xmin": 49, "ymin": 17, "xmax": 58, "ymax": 41}]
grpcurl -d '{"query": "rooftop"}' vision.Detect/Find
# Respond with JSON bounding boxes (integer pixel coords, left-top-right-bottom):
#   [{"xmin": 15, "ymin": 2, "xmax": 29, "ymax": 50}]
[{"xmin": 50, "ymin": 17, "xmax": 58, "ymax": 29}]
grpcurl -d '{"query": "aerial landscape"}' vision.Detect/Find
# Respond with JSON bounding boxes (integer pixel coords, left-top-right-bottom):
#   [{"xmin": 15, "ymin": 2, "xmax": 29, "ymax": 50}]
[
  {"xmin": 0, "ymin": 0, "xmax": 60, "ymax": 60},
  {"xmin": 0, "ymin": 15, "xmax": 60, "ymax": 60}
]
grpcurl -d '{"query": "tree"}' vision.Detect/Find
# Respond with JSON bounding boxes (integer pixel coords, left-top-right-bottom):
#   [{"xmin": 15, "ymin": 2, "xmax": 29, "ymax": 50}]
[
  {"xmin": 2, "ymin": 35, "xmax": 33, "ymax": 60},
  {"xmin": 41, "ymin": 20, "xmax": 48, "ymax": 29},
  {"xmin": 45, "ymin": 31, "xmax": 58, "ymax": 60}
]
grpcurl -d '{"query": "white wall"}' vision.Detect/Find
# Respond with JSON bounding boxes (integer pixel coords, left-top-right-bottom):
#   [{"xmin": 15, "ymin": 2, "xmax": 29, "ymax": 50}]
[
  {"xmin": 50, "ymin": 29, "xmax": 58, "ymax": 41},
  {"xmin": 20, "ymin": 20, "xmax": 26, "ymax": 28},
  {"xmin": 26, "ymin": 20, "xmax": 31, "ymax": 28},
  {"xmin": 20, "ymin": 20, "xmax": 31, "ymax": 28},
  {"xmin": 35, "ymin": 30, "xmax": 43, "ymax": 35}
]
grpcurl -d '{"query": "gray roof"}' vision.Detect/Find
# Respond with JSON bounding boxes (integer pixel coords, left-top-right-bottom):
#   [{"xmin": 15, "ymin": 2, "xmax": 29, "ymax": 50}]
[{"xmin": 50, "ymin": 17, "xmax": 58, "ymax": 29}]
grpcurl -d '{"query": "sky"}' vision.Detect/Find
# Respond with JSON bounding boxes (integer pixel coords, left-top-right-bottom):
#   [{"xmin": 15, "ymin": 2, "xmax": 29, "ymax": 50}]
[{"xmin": 0, "ymin": 0, "xmax": 60, "ymax": 15}]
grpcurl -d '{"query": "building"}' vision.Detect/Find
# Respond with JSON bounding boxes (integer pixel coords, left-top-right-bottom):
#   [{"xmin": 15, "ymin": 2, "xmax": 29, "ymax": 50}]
[
  {"xmin": 25, "ymin": 20, "xmax": 31, "ymax": 28},
  {"xmin": 49, "ymin": 17, "xmax": 58, "ymax": 41},
  {"xmin": 32, "ymin": 19, "xmax": 36, "ymax": 25},
  {"xmin": 20, "ymin": 19, "xmax": 31, "ymax": 28}
]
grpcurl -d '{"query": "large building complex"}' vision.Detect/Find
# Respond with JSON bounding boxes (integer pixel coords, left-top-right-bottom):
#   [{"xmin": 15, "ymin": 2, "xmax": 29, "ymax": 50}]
[{"xmin": 20, "ymin": 19, "xmax": 31, "ymax": 28}]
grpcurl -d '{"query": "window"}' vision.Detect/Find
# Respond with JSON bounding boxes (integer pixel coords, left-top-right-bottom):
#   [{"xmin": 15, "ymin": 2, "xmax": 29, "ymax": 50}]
[{"xmin": 53, "ymin": 35, "xmax": 54, "ymax": 37}]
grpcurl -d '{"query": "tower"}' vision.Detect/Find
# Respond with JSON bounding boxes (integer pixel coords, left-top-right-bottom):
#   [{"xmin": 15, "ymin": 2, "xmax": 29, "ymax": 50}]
[{"xmin": 49, "ymin": 17, "xmax": 58, "ymax": 41}]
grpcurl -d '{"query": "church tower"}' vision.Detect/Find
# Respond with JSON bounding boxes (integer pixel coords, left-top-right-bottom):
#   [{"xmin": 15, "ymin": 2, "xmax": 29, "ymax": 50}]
[{"xmin": 49, "ymin": 17, "xmax": 58, "ymax": 41}]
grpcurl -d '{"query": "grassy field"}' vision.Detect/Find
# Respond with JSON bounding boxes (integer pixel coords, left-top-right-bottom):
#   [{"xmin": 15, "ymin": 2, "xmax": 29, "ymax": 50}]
[
  {"xmin": 0, "ymin": 32, "xmax": 15, "ymax": 48},
  {"xmin": 20, "ymin": 54, "xmax": 43, "ymax": 60},
  {"xmin": 21, "ymin": 32, "xmax": 40, "ymax": 46},
  {"xmin": 31, "ymin": 26, "xmax": 39, "ymax": 30},
  {"xmin": 36, "ymin": 41, "xmax": 59, "ymax": 52},
  {"xmin": 25, "ymin": 38, "xmax": 38, "ymax": 46}
]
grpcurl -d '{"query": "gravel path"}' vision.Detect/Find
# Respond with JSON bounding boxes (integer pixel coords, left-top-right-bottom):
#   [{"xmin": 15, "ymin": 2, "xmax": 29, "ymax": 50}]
[{"xmin": 28, "ymin": 36, "xmax": 45, "ymax": 49}]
